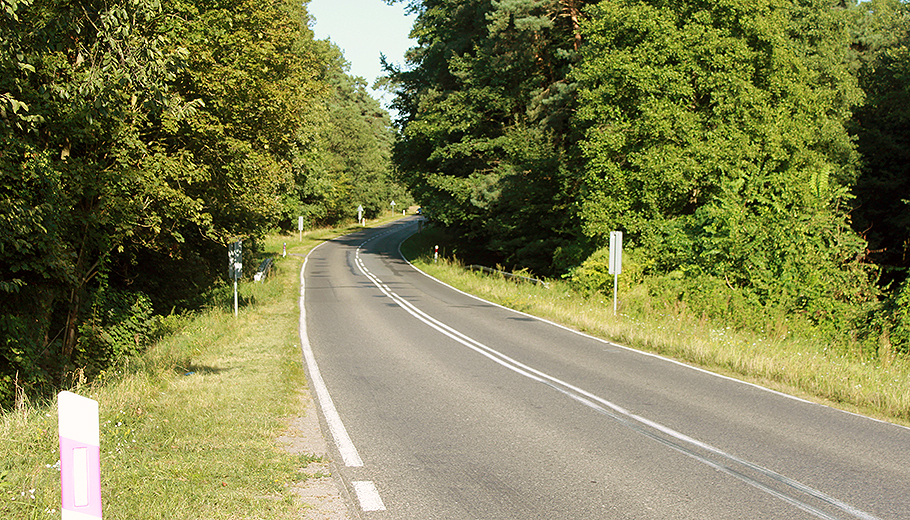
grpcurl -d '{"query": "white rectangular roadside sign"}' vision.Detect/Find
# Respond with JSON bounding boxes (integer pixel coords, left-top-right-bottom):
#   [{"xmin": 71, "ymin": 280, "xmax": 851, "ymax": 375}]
[
  {"xmin": 609, "ymin": 231, "xmax": 623, "ymax": 315},
  {"xmin": 609, "ymin": 230, "xmax": 623, "ymax": 276},
  {"xmin": 58, "ymin": 391, "xmax": 102, "ymax": 520}
]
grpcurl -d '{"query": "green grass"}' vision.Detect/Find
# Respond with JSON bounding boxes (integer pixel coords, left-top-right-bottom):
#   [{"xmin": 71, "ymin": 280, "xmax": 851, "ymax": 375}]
[
  {"xmin": 403, "ymin": 228, "xmax": 910, "ymax": 426},
  {"xmin": 0, "ymin": 214, "xmax": 403, "ymax": 520},
  {"xmin": 5, "ymin": 213, "xmax": 905, "ymax": 519}
]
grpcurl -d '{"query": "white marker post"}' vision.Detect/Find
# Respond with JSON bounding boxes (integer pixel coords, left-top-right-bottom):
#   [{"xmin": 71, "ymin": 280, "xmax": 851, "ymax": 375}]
[
  {"xmin": 357, "ymin": 205, "xmax": 364, "ymax": 226},
  {"xmin": 609, "ymin": 231, "xmax": 623, "ymax": 315},
  {"xmin": 58, "ymin": 391, "xmax": 102, "ymax": 520},
  {"xmin": 229, "ymin": 240, "xmax": 242, "ymax": 318},
  {"xmin": 298, "ymin": 216, "xmax": 304, "ymax": 241},
  {"xmin": 434, "ymin": 245, "xmax": 439, "ymax": 263}
]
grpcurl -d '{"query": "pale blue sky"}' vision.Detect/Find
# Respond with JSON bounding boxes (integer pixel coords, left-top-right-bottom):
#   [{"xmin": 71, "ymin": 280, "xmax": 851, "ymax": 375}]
[{"xmin": 307, "ymin": 0, "xmax": 416, "ymax": 107}]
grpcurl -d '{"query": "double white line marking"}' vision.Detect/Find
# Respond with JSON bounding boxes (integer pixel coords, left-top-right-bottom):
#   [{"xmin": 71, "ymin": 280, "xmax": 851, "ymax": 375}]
[
  {"xmin": 352, "ymin": 231, "xmax": 881, "ymax": 520},
  {"xmin": 300, "ymin": 225, "xmax": 881, "ymax": 520}
]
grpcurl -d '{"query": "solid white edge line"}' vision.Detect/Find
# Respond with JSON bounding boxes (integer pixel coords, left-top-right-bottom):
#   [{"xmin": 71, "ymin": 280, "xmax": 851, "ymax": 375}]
[
  {"xmin": 358, "ymin": 249, "xmax": 880, "ymax": 518},
  {"xmin": 354, "ymin": 222, "xmax": 884, "ymax": 520},
  {"xmin": 299, "ymin": 243, "xmax": 364, "ymax": 467},
  {"xmin": 395, "ymin": 222, "xmax": 910, "ymax": 432},
  {"xmin": 353, "ymin": 481, "xmax": 387, "ymax": 511},
  {"xmin": 361, "ymin": 253, "xmax": 879, "ymax": 520}
]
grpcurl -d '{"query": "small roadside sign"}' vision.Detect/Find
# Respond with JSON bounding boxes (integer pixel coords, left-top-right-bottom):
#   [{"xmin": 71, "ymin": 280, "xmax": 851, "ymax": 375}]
[
  {"xmin": 228, "ymin": 240, "xmax": 242, "ymax": 280},
  {"xmin": 609, "ymin": 231, "xmax": 622, "ymax": 275},
  {"xmin": 229, "ymin": 240, "xmax": 242, "ymax": 317},
  {"xmin": 609, "ymin": 231, "xmax": 623, "ymax": 315}
]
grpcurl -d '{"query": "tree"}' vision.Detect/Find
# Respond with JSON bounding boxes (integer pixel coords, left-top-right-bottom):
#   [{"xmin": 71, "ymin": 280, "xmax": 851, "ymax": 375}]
[
  {"xmin": 385, "ymin": 0, "xmax": 594, "ymax": 273},
  {"xmin": 1, "ymin": 0, "xmax": 193, "ymax": 398},
  {"xmin": 0, "ymin": 0, "xmax": 337, "ymax": 405},
  {"xmin": 292, "ymin": 41, "xmax": 404, "ymax": 227},
  {"xmin": 849, "ymin": 0, "xmax": 910, "ymax": 285},
  {"xmin": 844, "ymin": 0, "xmax": 910, "ymax": 352},
  {"xmin": 572, "ymin": 0, "xmax": 876, "ymax": 324}
]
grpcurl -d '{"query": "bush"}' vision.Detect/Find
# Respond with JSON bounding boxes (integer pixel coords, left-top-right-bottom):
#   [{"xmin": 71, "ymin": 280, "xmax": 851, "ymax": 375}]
[
  {"xmin": 73, "ymin": 287, "xmax": 158, "ymax": 379},
  {"xmin": 566, "ymin": 246, "xmax": 645, "ymax": 296},
  {"xmin": 883, "ymin": 277, "xmax": 910, "ymax": 355}
]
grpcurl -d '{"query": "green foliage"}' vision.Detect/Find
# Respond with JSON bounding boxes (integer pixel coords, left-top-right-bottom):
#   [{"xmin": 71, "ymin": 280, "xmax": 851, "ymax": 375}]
[
  {"xmin": 571, "ymin": 0, "xmax": 876, "ymax": 331},
  {"xmin": 575, "ymin": 0, "xmax": 862, "ymax": 235},
  {"xmin": 158, "ymin": 0, "xmax": 326, "ymax": 238},
  {"xmin": 0, "ymin": 0, "xmax": 404, "ymax": 407},
  {"xmin": 386, "ymin": 0, "xmax": 591, "ymax": 274},
  {"xmin": 0, "ymin": 0, "xmax": 266, "ymax": 404},
  {"xmin": 293, "ymin": 41, "xmax": 406, "ymax": 227},
  {"xmin": 0, "ymin": 139, "xmax": 70, "ymax": 398},
  {"xmin": 889, "ymin": 276, "xmax": 910, "ymax": 354},
  {"xmin": 74, "ymin": 285, "xmax": 158, "ymax": 378},
  {"xmin": 384, "ymin": 0, "xmax": 909, "ymax": 347},
  {"xmin": 566, "ymin": 245, "xmax": 645, "ymax": 296},
  {"xmin": 849, "ymin": 0, "xmax": 910, "ymax": 284},
  {"xmin": 781, "ymin": 0, "xmax": 910, "ymax": 341}
]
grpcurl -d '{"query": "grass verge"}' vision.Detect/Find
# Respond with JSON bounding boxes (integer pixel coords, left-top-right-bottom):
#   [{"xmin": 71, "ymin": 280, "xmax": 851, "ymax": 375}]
[
  {"xmin": 403, "ymin": 227, "xmax": 910, "ymax": 426},
  {"xmin": 0, "ymin": 215, "xmax": 401, "ymax": 520}
]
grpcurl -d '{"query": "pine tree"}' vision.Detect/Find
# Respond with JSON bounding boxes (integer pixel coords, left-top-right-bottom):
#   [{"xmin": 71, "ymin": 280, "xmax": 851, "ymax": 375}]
[{"xmin": 385, "ymin": 0, "xmax": 595, "ymax": 273}]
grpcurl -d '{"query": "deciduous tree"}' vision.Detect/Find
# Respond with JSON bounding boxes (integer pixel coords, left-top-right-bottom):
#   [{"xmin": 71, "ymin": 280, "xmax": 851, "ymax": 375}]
[{"xmin": 573, "ymin": 0, "xmax": 876, "ymax": 325}]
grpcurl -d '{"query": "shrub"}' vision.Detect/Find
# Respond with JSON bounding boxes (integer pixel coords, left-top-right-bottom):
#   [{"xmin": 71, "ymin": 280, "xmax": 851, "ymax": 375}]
[
  {"xmin": 884, "ymin": 277, "xmax": 910, "ymax": 355},
  {"xmin": 73, "ymin": 287, "xmax": 158, "ymax": 379},
  {"xmin": 566, "ymin": 246, "xmax": 645, "ymax": 296}
]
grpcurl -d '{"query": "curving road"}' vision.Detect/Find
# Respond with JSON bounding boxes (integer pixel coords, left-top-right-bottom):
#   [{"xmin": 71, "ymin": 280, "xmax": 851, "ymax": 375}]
[{"xmin": 300, "ymin": 218, "xmax": 910, "ymax": 520}]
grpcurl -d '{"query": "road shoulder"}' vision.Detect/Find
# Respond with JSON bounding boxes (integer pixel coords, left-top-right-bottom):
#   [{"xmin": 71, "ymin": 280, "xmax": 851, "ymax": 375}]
[{"xmin": 278, "ymin": 388, "xmax": 357, "ymax": 520}]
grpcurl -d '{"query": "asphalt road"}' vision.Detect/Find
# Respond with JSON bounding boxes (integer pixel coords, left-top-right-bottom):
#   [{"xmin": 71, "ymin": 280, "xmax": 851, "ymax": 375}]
[{"xmin": 301, "ymin": 218, "xmax": 910, "ymax": 520}]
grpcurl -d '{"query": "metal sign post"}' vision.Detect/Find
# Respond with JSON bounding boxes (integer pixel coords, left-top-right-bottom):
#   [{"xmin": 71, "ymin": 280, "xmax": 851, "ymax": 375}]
[
  {"xmin": 229, "ymin": 240, "xmax": 242, "ymax": 318},
  {"xmin": 58, "ymin": 391, "xmax": 102, "ymax": 520},
  {"xmin": 609, "ymin": 231, "xmax": 623, "ymax": 316}
]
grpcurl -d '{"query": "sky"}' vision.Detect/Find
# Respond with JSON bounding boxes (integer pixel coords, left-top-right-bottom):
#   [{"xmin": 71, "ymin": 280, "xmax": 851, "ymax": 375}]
[{"xmin": 307, "ymin": 0, "xmax": 417, "ymax": 109}]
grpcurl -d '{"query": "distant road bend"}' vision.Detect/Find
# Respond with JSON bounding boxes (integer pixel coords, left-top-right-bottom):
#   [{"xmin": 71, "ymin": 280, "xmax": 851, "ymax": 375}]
[{"xmin": 300, "ymin": 217, "xmax": 910, "ymax": 520}]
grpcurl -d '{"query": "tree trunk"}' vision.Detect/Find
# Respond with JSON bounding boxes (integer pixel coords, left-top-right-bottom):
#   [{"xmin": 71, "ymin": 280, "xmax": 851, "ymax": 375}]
[
  {"xmin": 561, "ymin": 0, "xmax": 583, "ymax": 51},
  {"xmin": 61, "ymin": 287, "xmax": 80, "ymax": 360}
]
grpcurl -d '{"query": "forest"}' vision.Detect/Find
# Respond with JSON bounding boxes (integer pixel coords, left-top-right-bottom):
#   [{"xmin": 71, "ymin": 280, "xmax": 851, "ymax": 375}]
[
  {"xmin": 0, "ymin": 0, "xmax": 408, "ymax": 405},
  {"xmin": 384, "ymin": 0, "xmax": 910, "ymax": 358},
  {"xmin": 3, "ymin": 0, "xmax": 909, "ymax": 407}
]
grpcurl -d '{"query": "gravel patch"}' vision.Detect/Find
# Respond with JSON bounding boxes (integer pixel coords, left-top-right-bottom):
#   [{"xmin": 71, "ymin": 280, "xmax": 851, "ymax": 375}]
[{"xmin": 278, "ymin": 389, "xmax": 356, "ymax": 520}]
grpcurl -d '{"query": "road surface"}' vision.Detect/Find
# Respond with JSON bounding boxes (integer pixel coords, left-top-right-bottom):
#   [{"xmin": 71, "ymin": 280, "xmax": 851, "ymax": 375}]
[{"xmin": 300, "ymin": 218, "xmax": 910, "ymax": 520}]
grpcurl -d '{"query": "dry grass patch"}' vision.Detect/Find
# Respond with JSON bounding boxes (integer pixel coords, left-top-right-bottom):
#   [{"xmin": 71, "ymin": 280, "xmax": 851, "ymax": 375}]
[{"xmin": 406, "ymin": 249, "xmax": 910, "ymax": 426}]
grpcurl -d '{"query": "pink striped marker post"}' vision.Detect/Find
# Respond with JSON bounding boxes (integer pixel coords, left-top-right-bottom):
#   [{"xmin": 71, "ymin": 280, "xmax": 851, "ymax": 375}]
[{"xmin": 58, "ymin": 391, "xmax": 102, "ymax": 520}]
